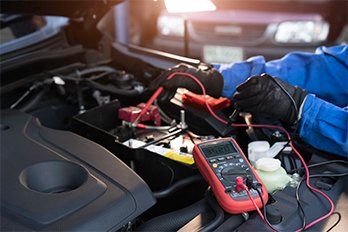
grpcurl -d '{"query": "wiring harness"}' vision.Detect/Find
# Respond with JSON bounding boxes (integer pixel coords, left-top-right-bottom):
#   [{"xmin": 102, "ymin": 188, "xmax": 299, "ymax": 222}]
[{"xmin": 135, "ymin": 71, "xmax": 338, "ymax": 231}]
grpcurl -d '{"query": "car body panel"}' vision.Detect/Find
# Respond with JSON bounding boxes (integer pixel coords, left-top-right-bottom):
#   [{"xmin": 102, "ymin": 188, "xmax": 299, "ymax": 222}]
[{"xmin": 1, "ymin": 16, "xmax": 69, "ymax": 55}]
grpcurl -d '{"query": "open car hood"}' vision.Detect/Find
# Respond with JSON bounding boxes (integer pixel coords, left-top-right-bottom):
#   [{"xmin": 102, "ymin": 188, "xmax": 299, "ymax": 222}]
[{"xmin": 0, "ymin": 0, "xmax": 124, "ymax": 18}]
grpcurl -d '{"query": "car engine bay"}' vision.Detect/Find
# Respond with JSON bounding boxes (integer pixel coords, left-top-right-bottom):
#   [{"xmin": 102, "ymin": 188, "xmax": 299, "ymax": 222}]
[{"xmin": 1, "ymin": 41, "xmax": 347, "ymax": 232}]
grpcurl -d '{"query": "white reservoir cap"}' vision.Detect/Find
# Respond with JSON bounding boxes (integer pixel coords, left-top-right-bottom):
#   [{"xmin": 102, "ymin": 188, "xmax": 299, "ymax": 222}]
[
  {"xmin": 255, "ymin": 158, "xmax": 281, "ymax": 172},
  {"xmin": 248, "ymin": 141, "xmax": 270, "ymax": 164},
  {"xmin": 248, "ymin": 141, "xmax": 270, "ymax": 151}
]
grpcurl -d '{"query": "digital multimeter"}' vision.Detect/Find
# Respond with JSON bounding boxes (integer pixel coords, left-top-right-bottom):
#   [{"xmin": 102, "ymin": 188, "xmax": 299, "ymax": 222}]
[{"xmin": 193, "ymin": 138, "xmax": 268, "ymax": 214}]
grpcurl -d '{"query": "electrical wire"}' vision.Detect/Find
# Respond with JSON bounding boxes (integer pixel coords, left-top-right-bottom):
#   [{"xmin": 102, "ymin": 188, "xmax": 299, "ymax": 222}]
[
  {"xmin": 295, "ymin": 172, "xmax": 347, "ymax": 232},
  {"xmin": 136, "ymin": 124, "xmax": 174, "ymax": 130},
  {"xmin": 155, "ymin": 101, "xmax": 176, "ymax": 125},
  {"xmin": 290, "ymin": 160, "xmax": 348, "ymax": 173},
  {"xmin": 123, "ymin": 121, "xmax": 174, "ymax": 131},
  {"xmin": 309, "ymin": 173, "xmax": 348, "ymax": 178},
  {"xmin": 186, "ymin": 132, "xmax": 197, "ymax": 145},
  {"xmin": 295, "ymin": 178, "xmax": 307, "ymax": 231},
  {"xmin": 264, "ymin": 74, "xmax": 299, "ymax": 127},
  {"xmin": 241, "ymin": 183, "xmax": 282, "ymax": 232},
  {"xmin": 133, "ymin": 87, "xmax": 164, "ymax": 125},
  {"xmin": 142, "ymin": 71, "xmax": 336, "ymax": 232},
  {"xmin": 308, "ymin": 160, "xmax": 348, "ymax": 169},
  {"xmin": 252, "ymin": 184, "xmax": 343, "ymax": 232},
  {"xmin": 254, "ymin": 187, "xmax": 282, "ymax": 232},
  {"xmin": 242, "ymin": 185, "xmax": 266, "ymax": 222},
  {"xmin": 326, "ymin": 212, "xmax": 341, "ymax": 232}
]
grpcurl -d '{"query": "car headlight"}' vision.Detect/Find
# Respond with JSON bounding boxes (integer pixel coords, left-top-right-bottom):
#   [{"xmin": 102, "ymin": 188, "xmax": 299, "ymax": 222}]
[
  {"xmin": 274, "ymin": 21, "xmax": 329, "ymax": 44},
  {"xmin": 157, "ymin": 15, "xmax": 184, "ymax": 37}
]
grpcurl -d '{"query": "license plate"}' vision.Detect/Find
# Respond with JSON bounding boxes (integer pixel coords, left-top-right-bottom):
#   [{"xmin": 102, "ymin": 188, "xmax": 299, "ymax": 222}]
[{"xmin": 203, "ymin": 45, "xmax": 243, "ymax": 64}]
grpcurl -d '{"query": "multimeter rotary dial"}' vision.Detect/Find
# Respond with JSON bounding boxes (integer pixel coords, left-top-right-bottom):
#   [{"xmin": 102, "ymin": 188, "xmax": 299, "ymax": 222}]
[{"xmin": 221, "ymin": 167, "xmax": 247, "ymax": 182}]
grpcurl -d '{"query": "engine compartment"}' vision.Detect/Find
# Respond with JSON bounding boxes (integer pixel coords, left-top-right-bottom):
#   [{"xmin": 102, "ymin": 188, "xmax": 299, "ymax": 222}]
[
  {"xmin": 1, "ymin": 110, "xmax": 155, "ymax": 231},
  {"xmin": 1, "ymin": 46, "xmax": 347, "ymax": 231}
]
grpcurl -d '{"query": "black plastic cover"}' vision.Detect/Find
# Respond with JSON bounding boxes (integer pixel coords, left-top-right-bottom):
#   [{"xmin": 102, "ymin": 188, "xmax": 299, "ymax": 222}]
[{"xmin": 1, "ymin": 110, "xmax": 155, "ymax": 231}]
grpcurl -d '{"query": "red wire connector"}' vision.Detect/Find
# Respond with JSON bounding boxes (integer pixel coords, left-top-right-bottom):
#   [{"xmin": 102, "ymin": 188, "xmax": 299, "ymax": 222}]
[
  {"xmin": 132, "ymin": 87, "xmax": 164, "ymax": 125},
  {"xmin": 235, "ymin": 176, "xmax": 269, "ymax": 226},
  {"xmin": 235, "ymin": 176, "xmax": 245, "ymax": 192},
  {"xmin": 118, "ymin": 103, "xmax": 161, "ymax": 126},
  {"xmin": 182, "ymin": 91, "xmax": 231, "ymax": 112}
]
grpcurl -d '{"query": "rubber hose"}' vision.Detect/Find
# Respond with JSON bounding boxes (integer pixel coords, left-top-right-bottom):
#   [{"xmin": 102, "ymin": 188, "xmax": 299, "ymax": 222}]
[
  {"xmin": 137, "ymin": 199, "xmax": 208, "ymax": 231},
  {"xmin": 153, "ymin": 175, "xmax": 204, "ymax": 199},
  {"xmin": 18, "ymin": 89, "xmax": 46, "ymax": 112},
  {"xmin": 69, "ymin": 66, "xmax": 143, "ymax": 96},
  {"xmin": 200, "ymin": 193, "xmax": 224, "ymax": 232},
  {"xmin": 77, "ymin": 66, "xmax": 117, "ymax": 76},
  {"xmin": 87, "ymin": 81, "xmax": 142, "ymax": 96}
]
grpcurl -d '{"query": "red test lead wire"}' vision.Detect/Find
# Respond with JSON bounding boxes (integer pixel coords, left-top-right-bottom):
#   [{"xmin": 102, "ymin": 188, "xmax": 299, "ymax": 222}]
[
  {"xmin": 132, "ymin": 86, "xmax": 164, "ymax": 125},
  {"xmin": 174, "ymin": 72, "xmax": 335, "ymax": 231},
  {"xmin": 144, "ymin": 71, "xmax": 335, "ymax": 231}
]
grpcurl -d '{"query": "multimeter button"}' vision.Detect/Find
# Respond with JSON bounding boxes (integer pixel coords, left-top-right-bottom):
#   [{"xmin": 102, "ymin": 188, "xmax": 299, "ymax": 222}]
[
  {"xmin": 217, "ymin": 157, "xmax": 225, "ymax": 161},
  {"xmin": 230, "ymin": 192, "xmax": 238, "ymax": 197},
  {"xmin": 239, "ymin": 191, "xmax": 247, "ymax": 197},
  {"xmin": 226, "ymin": 156, "xmax": 233, "ymax": 160},
  {"xmin": 238, "ymin": 158, "xmax": 244, "ymax": 163},
  {"xmin": 212, "ymin": 163, "xmax": 218, "ymax": 168},
  {"xmin": 209, "ymin": 159, "xmax": 217, "ymax": 163}
]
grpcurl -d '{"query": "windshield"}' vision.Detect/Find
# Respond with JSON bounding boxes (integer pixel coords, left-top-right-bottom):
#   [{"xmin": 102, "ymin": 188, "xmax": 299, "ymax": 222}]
[{"xmin": 0, "ymin": 14, "xmax": 46, "ymax": 44}]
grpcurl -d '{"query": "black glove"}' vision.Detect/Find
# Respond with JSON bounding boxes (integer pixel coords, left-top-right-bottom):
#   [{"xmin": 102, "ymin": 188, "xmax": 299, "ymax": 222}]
[
  {"xmin": 233, "ymin": 73, "xmax": 308, "ymax": 125},
  {"xmin": 149, "ymin": 63, "xmax": 224, "ymax": 101}
]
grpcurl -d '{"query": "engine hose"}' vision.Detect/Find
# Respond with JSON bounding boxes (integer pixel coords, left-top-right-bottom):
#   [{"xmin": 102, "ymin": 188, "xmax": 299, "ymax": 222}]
[
  {"xmin": 18, "ymin": 89, "xmax": 46, "ymax": 112},
  {"xmin": 153, "ymin": 175, "xmax": 204, "ymax": 199},
  {"xmin": 200, "ymin": 192, "xmax": 225, "ymax": 232},
  {"xmin": 137, "ymin": 199, "xmax": 208, "ymax": 232},
  {"xmin": 77, "ymin": 66, "xmax": 117, "ymax": 76},
  {"xmin": 87, "ymin": 81, "xmax": 143, "ymax": 96}
]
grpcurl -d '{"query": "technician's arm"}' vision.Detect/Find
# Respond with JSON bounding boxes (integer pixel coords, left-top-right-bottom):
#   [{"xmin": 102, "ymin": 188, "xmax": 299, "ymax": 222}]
[
  {"xmin": 299, "ymin": 95, "xmax": 348, "ymax": 157},
  {"xmin": 214, "ymin": 45, "xmax": 348, "ymax": 157},
  {"xmin": 214, "ymin": 45, "xmax": 348, "ymax": 107}
]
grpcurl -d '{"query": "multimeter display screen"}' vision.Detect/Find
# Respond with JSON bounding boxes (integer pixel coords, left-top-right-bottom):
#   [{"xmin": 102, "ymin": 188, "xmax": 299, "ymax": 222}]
[{"xmin": 201, "ymin": 141, "xmax": 237, "ymax": 158}]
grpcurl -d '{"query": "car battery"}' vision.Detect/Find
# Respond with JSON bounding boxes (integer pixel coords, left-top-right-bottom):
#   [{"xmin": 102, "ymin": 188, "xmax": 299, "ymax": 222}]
[{"xmin": 71, "ymin": 100, "xmax": 198, "ymax": 192}]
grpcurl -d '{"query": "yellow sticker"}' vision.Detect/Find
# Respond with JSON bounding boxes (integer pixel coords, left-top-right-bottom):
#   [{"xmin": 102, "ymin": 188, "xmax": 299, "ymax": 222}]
[{"xmin": 164, "ymin": 151, "xmax": 195, "ymax": 165}]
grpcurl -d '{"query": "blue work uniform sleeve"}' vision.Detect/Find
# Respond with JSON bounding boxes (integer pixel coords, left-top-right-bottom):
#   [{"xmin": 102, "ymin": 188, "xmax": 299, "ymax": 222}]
[
  {"xmin": 213, "ymin": 45, "xmax": 348, "ymax": 157},
  {"xmin": 300, "ymin": 95, "xmax": 348, "ymax": 156},
  {"xmin": 213, "ymin": 55, "xmax": 266, "ymax": 99}
]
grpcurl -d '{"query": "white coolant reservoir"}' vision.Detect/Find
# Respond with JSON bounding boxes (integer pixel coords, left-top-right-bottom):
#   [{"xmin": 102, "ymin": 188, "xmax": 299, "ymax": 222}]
[
  {"xmin": 255, "ymin": 157, "xmax": 291, "ymax": 193},
  {"xmin": 248, "ymin": 141, "xmax": 270, "ymax": 165},
  {"xmin": 248, "ymin": 141, "xmax": 291, "ymax": 165}
]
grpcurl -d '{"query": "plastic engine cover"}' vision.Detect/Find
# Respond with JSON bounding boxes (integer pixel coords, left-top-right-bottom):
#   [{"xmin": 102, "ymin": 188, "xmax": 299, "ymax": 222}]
[{"xmin": 0, "ymin": 110, "xmax": 155, "ymax": 231}]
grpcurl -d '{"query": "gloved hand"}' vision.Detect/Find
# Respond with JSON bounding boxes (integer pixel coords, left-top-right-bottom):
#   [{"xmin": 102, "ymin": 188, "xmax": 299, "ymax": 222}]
[
  {"xmin": 233, "ymin": 73, "xmax": 308, "ymax": 125},
  {"xmin": 149, "ymin": 63, "xmax": 224, "ymax": 102}
]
